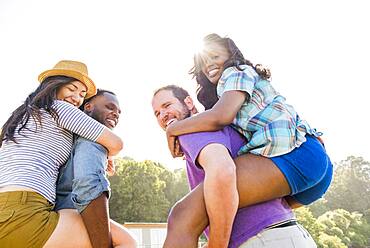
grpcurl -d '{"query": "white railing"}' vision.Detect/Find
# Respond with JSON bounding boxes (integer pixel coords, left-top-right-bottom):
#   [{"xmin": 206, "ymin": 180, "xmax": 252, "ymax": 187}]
[{"xmin": 123, "ymin": 223, "xmax": 206, "ymax": 248}]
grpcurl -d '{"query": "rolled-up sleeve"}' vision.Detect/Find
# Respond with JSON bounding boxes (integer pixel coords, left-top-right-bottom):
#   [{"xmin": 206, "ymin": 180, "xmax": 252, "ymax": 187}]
[
  {"xmin": 218, "ymin": 66, "xmax": 258, "ymax": 96},
  {"xmin": 71, "ymin": 138, "xmax": 111, "ymax": 213}
]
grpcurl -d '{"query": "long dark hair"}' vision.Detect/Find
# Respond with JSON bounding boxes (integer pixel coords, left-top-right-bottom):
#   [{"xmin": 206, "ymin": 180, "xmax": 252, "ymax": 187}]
[
  {"xmin": 0, "ymin": 76, "xmax": 77, "ymax": 147},
  {"xmin": 190, "ymin": 33, "xmax": 271, "ymax": 110}
]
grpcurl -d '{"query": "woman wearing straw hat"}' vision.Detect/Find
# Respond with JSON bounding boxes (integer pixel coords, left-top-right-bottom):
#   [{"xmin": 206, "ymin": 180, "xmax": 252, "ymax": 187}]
[{"xmin": 0, "ymin": 60, "xmax": 127, "ymax": 247}]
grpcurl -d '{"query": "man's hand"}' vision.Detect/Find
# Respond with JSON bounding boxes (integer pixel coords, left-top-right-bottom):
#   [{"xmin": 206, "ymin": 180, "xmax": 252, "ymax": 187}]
[
  {"xmin": 106, "ymin": 157, "xmax": 115, "ymax": 176},
  {"xmin": 166, "ymin": 124, "xmax": 183, "ymax": 158}
]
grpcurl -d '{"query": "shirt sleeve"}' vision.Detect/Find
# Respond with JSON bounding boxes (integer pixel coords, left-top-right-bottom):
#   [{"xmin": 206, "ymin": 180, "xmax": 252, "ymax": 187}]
[
  {"xmin": 179, "ymin": 128, "xmax": 233, "ymax": 167},
  {"xmin": 71, "ymin": 138, "xmax": 110, "ymax": 213},
  {"xmin": 219, "ymin": 66, "xmax": 259, "ymax": 96},
  {"xmin": 52, "ymin": 100, "xmax": 105, "ymax": 142}
]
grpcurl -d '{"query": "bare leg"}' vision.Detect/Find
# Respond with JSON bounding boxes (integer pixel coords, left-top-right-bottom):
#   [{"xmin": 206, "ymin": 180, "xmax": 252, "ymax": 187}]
[
  {"xmin": 284, "ymin": 196, "xmax": 303, "ymax": 209},
  {"xmin": 44, "ymin": 209, "xmax": 137, "ymax": 248},
  {"xmin": 44, "ymin": 209, "xmax": 92, "ymax": 248},
  {"xmin": 110, "ymin": 219, "xmax": 137, "ymax": 248},
  {"xmin": 235, "ymin": 154, "xmax": 303, "ymax": 208},
  {"xmin": 234, "ymin": 154, "xmax": 290, "ymax": 206},
  {"xmin": 164, "ymin": 184, "xmax": 208, "ymax": 248},
  {"xmin": 165, "ymin": 154, "xmax": 291, "ymax": 247}
]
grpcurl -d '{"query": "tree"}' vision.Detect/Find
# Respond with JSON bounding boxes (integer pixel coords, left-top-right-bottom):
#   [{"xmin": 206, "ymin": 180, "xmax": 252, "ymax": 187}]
[
  {"xmin": 109, "ymin": 158, "xmax": 170, "ymax": 223},
  {"xmin": 158, "ymin": 166, "xmax": 189, "ymax": 208},
  {"xmin": 309, "ymin": 198, "xmax": 331, "ymax": 218},
  {"xmin": 295, "ymin": 207, "xmax": 370, "ymax": 248},
  {"xmin": 295, "ymin": 207, "xmax": 323, "ymax": 241},
  {"xmin": 318, "ymin": 233, "xmax": 347, "ymax": 248},
  {"xmin": 324, "ymin": 156, "xmax": 370, "ymax": 214},
  {"xmin": 108, "ymin": 158, "xmax": 190, "ymax": 224},
  {"xmin": 317, "ymin": 209, "xmax": 370, "ymax": 248}
]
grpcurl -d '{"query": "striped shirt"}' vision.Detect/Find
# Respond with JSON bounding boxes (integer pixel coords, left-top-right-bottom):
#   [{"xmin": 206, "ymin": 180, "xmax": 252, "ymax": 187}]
[
  {"xmin": 0, "ymin": 100, "xmax": 105, "ymax": 203},
  {"xmin": 218, "ymin": 65, "xmax": 321, "ymax": 157}
]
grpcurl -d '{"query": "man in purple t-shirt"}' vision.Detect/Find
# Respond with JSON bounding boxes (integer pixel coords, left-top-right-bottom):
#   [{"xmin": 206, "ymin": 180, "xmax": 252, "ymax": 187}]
[{"xmin": 152, "ymin": 85, "xmax": 317, "ymax": 248}]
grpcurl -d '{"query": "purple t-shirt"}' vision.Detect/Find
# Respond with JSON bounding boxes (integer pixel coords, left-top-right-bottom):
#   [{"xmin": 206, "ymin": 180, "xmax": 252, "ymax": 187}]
[{"xmin": 178, "ymin": 126, "xmax": 294, "ymax": 248}]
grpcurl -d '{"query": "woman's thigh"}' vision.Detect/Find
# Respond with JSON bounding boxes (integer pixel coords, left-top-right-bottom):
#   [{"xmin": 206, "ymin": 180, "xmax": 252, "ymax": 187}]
[
  {"xmin": 43, "ymin": 209, "xmax": 92, "ymax": 248},
  {"xmin": 45, "ymin": 209, "xmax": 138, "ymax": 248},
  {"xmin": 234, "ymin": 153, "xmax": 291, "ymax": 207},
  {"xmin": 165, "ymin": 154, "xmax": 290, "ymax": 233}
]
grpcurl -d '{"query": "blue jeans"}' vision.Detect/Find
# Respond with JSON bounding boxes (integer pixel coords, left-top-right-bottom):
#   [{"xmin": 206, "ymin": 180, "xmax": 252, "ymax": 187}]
[{"xmin": 55, "ymin": 137, "xmax": 110, "ymax": 212}]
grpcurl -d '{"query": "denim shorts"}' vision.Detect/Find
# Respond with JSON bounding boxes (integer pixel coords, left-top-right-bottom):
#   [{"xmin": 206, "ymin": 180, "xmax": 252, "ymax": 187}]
[{"xmin": 271, "ymin": 135, "xmax": 333, "ymax": 205}]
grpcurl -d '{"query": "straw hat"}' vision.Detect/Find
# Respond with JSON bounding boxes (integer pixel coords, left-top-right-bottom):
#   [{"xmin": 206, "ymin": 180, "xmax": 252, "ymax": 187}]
[{"xmin": 38, "ymin": 60, "xmax": 97, "ymax": 98}]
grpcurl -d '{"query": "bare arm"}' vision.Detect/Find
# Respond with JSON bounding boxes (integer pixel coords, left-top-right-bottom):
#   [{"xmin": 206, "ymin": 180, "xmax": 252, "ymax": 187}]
[
  {"xmin": 198, "ymin": 143, "xmax": 239, "ymax": 248},
  {"xmin": 81, "ymin": 194, "xmax": 113, "ymax": 248},
  {"xmin": 72, "ymin": 140, "xmax": 113, "ymax": 248},
  {"xmin": 167, "ymin": 90, "xmax": 247, "ymax": 136},
  {"xmin": 166, "ymin": 91, "xmax": 247, "ymax": 157},
  {"xmin": 96, "ymin": 128, "xmax": 123, "ymax": 156}
]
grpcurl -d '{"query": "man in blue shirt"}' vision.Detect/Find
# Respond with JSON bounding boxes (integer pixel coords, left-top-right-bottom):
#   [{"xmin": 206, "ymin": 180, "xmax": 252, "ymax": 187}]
[{"xmin": 55, "ymin": 89, "xmax": 136, "ymax": 248}]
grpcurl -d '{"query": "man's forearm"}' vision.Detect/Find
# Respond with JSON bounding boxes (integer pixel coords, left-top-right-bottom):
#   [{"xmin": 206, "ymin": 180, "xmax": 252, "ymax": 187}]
[
  {"xmin": 203, "ymin": 166, "xmax": 238, "ymax": 248},
  {"xmin": 80, "ymin": 193, "xmax": 113, "ymax": 248}
]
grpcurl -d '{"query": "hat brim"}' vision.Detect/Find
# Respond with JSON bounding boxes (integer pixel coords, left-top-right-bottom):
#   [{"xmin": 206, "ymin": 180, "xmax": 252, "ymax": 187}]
[{"xmin": 38, "ymin": 69, "xmax": 97, "ymax": 99}]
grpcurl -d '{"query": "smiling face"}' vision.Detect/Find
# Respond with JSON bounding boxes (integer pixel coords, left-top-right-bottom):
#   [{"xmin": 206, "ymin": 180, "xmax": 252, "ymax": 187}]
[
  {"xmin": 200, "ymin": 42, "xmax": 230, "ymax": 84},
  {"xmin": 152, "ymin": 89, "xmax": 192, "ymax": 130},
  {"xmin": 84, "ymin": 92, "xmax": 121, "ymax": 129},
  {"xmin": 56, "ymin": 80, "xmax": 87, "ymax": 107}
]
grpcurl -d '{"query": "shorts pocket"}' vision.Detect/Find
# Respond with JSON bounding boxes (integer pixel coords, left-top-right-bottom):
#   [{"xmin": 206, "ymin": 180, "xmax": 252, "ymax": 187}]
[{"xmin": 0, "ymin": 210, "xmax": 14, "ymax": 223}]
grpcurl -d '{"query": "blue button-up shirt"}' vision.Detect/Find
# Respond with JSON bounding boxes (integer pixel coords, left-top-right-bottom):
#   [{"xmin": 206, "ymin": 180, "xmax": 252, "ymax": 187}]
[{"xmin": 55, "ymin": 137, "xmax": 110, "ymax": 213}]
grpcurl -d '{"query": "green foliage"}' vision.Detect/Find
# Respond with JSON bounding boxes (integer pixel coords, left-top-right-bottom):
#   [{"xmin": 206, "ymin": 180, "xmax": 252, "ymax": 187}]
[
  {"xmin": 109, "ymin": 158, "xmax": 189, "ymax": 223},
  {"xmin": 297, "ymin": 156, "xmax": 370, "ymax": 248},
  {"xmin": 296, "ymin": 205, "xmax": 370, "ymax": 248},
  {"xmin": 309, "ymin": 198, "xmax": 331, "ymax": 217},
  {"xmin": 318, "ymin": 233, "xmax": 347, "ymax": 248},
  {"xmin": 317, "ymin": 209, "xmax": 370, "ymax": 247},
  {"xmin": 295, "ymin": 207, "xmax": 323, "ymax": 241},
  {"xmin": 324, "ymin": 156, "xmax": 370, "ymax": 214}
]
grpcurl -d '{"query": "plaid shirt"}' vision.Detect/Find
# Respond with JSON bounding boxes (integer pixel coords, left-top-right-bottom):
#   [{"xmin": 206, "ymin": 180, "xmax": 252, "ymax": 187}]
[{"xmin": 217, "ymin": 65, "xmax": 321, "ymax": 157}]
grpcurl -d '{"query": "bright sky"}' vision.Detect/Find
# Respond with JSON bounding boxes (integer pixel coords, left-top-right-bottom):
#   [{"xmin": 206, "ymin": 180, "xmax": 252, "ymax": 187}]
[{"xmin": 1, "ymin": 0, "xmax": 369, "ymax": 169}]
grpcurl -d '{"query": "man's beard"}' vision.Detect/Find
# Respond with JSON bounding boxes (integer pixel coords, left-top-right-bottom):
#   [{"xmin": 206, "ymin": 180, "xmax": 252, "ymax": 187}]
[
  {"xmin": 181, "ymin": 104, "xmax": 191, "ymax": 120},
  {"xmin": 87, "ymin": 110, "xmax": 105, "ymax": 126}
]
